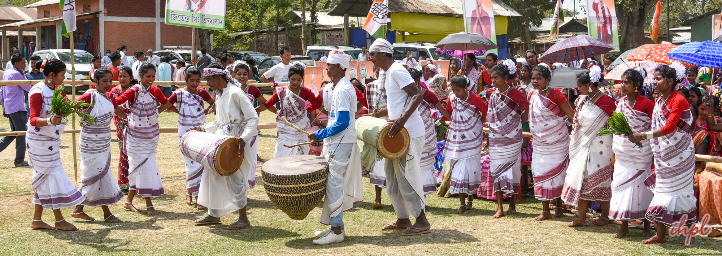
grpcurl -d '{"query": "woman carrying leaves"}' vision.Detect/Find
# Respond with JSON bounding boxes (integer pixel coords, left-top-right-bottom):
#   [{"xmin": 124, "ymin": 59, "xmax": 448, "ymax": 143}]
[
  {"xmin": 115, "ymin": 63, "xmax": 175, "ymax": 216},
  {"xmin": 629, "ymin": 64, "xmax": 697, "ymax": 244},
  {"xmin": 561, "ymin": 66, "xmax": 616, "ymax": 227},
  {"xmin": 27, "ymin": 59, "xmax": 85, "ymax": 231},
  {"xmin": 70, "ymin": 68, "xmax": 127, "ymax": 223},
  {"xmin": 608, "ymin": 68, "xmax": 654, "ymax": 238},
  {"xmin": 527, "ymin": 64, "xmax": 575, "ymax": 221}
]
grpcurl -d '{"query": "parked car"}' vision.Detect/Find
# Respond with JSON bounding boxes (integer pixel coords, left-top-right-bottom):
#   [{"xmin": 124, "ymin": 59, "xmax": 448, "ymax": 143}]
[
  {"xmin": 306, "ymin": 45, "xmax": 362, "ymax": 61},
  {"xmin": 258, "ymin": 55, "xmax": 316, "ymax": 82},
  {"xmin": 227, "ymin": 51, "xmax": 270, "ymax": 64},
  {"xmin": 32, "ymin": 49, "xmax": 94, "ymax": 92},
  {"xmin": 392, "ymin": 41, "xmax": 450, "ymax": 61},
  {"xmin": 153, "ymin": 50, "xmax": 200, "ymax": 67}
]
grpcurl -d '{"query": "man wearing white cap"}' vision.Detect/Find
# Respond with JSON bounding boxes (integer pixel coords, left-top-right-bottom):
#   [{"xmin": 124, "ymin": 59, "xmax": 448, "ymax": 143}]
[
  {"xmin": 368, "ymin": 38, "xmax": 431, "ymax": 235},
  {"xmin": 308, "ymin": 49, "xmax": 363, "ymax": 245},
  {"xmin": 146, "ymin": 49, "xmax": 161, "ymax": 67}
]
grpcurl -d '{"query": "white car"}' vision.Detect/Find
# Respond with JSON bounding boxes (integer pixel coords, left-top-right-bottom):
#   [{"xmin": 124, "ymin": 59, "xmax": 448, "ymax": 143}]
[
  {"xmin": 32, "ymin": 49, "xmax": 94, "ymax": 80},
  {"xmin": 306, "ymin": 45, "xmax": 362, "ymax": 61}
]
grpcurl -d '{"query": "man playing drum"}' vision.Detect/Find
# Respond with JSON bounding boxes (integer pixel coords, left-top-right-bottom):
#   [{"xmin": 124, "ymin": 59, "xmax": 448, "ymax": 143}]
[
  {"xmin": 308, "ymin": 50, "xmax": 363, "ymax": 245},
  {"xmin": 369, "ymin": 38, "xmax": 431, "ymax": 235},
  {"xmin": 193, "ymin": 63, "xmax": 259, "ymax": 230}
]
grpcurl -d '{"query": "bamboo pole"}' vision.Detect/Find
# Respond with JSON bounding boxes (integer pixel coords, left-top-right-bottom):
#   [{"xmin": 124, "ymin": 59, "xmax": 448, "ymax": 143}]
[
  {"xmin": 0, "ymin": 123, "xmax": 278, "ymax": 136},
  {"xmin": 70, "ymin": 31, "xmax": 78, "ymax": 181}
]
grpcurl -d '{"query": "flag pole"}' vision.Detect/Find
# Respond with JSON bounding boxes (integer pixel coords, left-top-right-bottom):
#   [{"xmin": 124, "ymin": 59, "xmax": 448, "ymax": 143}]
[{"xmin": 69, "ymin": 31, "xmax": 78, "ymax": 181}]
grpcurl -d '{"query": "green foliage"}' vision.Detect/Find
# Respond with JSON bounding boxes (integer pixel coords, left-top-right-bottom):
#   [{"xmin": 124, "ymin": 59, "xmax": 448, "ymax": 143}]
[
  {"xmin": 49, "ymin": 87, "xmax": 94, "ymax": 126},
  {"xmin": 0, "ymin": 0, "xmax": 36, "ymax": 6},
  {"xmin": 435, "ymin": 117, "xmax": 448, "ymax": 141},
  {"xmin": 504, "ymin": 0, "xmax": 556, "ymax": 47},
  {"xmin": 599, "ymin": 112, "xmax": 642, "ymax": 148}
]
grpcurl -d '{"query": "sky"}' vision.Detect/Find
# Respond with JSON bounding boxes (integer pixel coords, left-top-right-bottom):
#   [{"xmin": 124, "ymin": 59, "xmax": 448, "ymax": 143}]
[{"xmin": 562, "ymin": 0, "xmax": 587, "ymax": 16}]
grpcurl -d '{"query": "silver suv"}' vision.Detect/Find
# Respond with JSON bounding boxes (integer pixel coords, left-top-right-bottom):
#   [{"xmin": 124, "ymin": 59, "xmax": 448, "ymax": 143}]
[
  {"xmin": 392, "ymin": 41, "xmax": 450, "ymax": 61},
  {"xmin": 306, "ymin": 45, "xmax": 362, "ymax": 61}
]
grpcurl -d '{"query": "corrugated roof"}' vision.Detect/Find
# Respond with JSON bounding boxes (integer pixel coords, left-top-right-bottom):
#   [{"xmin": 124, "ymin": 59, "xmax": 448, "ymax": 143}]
[
  {"xmin": 0, "ymin": 6, "xmax": 36, "ymax": 22},
  {"xmin": 26, "ymin": 0, "xmax": 60, "ymax": 8},
  {"xmin": 329, "ymin": 0, "xmax": 520, "ymax": 17},
  {"xmin": 530, "ymin": 16, "xmax": 587, "ymax": 32},
  {"xmin": 0, "ymin": 11, "xmax": 100, "ymax": 29}
]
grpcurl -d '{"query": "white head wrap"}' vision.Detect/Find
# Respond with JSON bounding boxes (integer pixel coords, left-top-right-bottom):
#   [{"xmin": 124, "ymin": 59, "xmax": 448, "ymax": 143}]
[
  {"xmin": 203, "ymin": 67, "xmax": 243, "ymax": 90},
  {"xmin": 227, "ymin": 60, "xmax": 248, "ymax": 73},
  {"xmin": 589, "ymin": 65, "xmax": 602, "ymax": 83},
  {"xmin": 502, "ymin": 59, "xmax": 516, "ymax": 74},
  {"xmin": 369, "ymin": 38, "xmax": 393, "ymax": 54},
  {"xmin": 326, "ymin": 49, "xmax": 351, "ymax": 69},
  {"xmin": 538, "ymin": 63, "xmax": 550, "ymax": 70},
  {"xmin": 516, "ymin": 58, "xmax": 527, "ymax": 65},
  {"xmin": 425, "ymin": 64, "xmax": 439, "ymax": 74}
]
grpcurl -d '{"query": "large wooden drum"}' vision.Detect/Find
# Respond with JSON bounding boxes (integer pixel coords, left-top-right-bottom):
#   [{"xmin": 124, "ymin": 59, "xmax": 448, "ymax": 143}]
[
  {"xmin": 356, "ymin": 116, "xmax": 410, "ymax": 159},
  {"xmin": 180, "ymin": 131, "xmax": 244, "ymax": 176},
  {"xmin": 262, "ymin": 155, "xmax": 328, "ymax": 220}
]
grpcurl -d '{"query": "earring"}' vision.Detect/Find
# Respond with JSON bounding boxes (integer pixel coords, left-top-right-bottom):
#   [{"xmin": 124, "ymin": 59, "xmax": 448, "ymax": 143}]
[
  {"xmin": 588, "ymin": 86, "xmax": 593, "ymax": 93},
  {"xmin": 635, "ymin": 88, "xmax": 638, "ymax": 92}
]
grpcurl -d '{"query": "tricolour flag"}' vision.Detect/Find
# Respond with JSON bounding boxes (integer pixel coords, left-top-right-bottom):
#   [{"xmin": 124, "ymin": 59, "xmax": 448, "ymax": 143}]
[
  {"xmin": 549, "ymin": 0, "xmax": 564, "ymax": 40},
  {"xmin": 60, "ymin": 0, "xmax": 76, "ymax": 38},
  {"xmin": 649, "ymin": 0, "xmax": 661, "ymax": 43},
  {"xmin": 362, "ymin": 0, "xmax": 388, "ymax": 39}
]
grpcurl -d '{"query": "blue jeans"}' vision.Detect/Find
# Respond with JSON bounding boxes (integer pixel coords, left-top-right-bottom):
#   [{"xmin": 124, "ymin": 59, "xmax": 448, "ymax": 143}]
[
  {"xmin": 331, "ymin": 212, "xmax": 344, "ymax": 230},
  {"xmin": 0, "ymin": 111, "xmax": 28, "ymax": 164}
]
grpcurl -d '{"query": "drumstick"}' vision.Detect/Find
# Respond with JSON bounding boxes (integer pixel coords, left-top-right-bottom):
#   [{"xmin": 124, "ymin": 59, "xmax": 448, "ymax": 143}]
[
  {"xmin": 282, "ymin": 117, "xmax": 311, "ymax": 135},
  {"xmin": 283, "ymin": 142, "xmax": 314, "ymax": 148}
]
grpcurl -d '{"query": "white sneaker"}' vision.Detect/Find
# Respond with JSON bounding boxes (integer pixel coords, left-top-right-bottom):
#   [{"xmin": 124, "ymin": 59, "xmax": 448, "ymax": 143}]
[
  {"xmin": 314, "ymin": 227, "xmax": 331, "ymax": 238},
  {"xmin": 312, "ymin": 231, "xmax": 345, "ymax": 245}
]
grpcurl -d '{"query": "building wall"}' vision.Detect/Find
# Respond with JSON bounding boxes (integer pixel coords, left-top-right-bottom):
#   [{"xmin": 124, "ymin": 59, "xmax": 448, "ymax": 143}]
[
  {"xmin": 320, "ymin": 30, "xmax": 345, "ymax": 46},
  {"xmin": 691, "ymin": 18, "xmax": 713, "ymax": 42},
  {"xmin": 160, "ymin": 23, "xmax": 193, "ymax": 48},
  {"xmin": 104, "ymin": 22, "xmax": 155, "ymax": 53},
  {"xmin": 105, "ymin": 0, "xmax": 155, "ymax": 17},
  {"xmin": 37, "ymin": 0, "xmax": 98, "ymax": 17}
]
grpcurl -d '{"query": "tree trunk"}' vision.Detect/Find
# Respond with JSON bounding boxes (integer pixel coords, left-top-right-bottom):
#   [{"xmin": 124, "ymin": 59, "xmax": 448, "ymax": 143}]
[
  {"xmin": 199, "ymin": 29, "xmax": 213, "ymax": 53},
  {"xmin": 310, "ymin": 0, "xmax": 321, "ymax": 46},
  {"xmin": 617, "ymin": 0, "xmax": 655, "ymax": 52},
  {"xmin": 302, "ymin": 0, "xmax": 306, "ymax": 53},
  {"xmin": 524, "ymin": 23, "xmax": 533, "ymax": 50}
]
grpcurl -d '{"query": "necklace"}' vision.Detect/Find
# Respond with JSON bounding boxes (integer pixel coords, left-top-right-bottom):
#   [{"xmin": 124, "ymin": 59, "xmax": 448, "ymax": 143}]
[
  {"xmin": 589, "ymin": 90, "xmax": 602, "ymax": 102},
  {"xmin": 538, "ymin": 87, "xmax": 551, "ymax": 96},
  {"xmin": 498, "ymin": 85, "xmax": 512, "ymax": 95},
  {"xmin": 661, "ymin": 93, "xmax": 672, "ymax": 103},
  {"xmin": 463, "ymin": 91, "xmax": 470, "ymax": 101},
  {"xmin": 626, "ymin": 95, "xmax": 636, "ymax": 108}
]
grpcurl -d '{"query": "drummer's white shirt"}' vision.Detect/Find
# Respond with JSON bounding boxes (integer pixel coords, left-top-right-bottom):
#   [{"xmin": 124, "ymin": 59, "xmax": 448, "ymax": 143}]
[
  {"xmin": 322, "ymin": 76, "xmax": 358, "ymax": 145},
  {"xmin": 384, "ymin": 63, "xmax": 424, "ymax": 138}
]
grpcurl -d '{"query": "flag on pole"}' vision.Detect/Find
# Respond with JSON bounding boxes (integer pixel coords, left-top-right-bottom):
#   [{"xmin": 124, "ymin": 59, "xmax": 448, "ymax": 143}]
[
  {"xmin": 649, "ymin": 0, "xmax": 661, "ymax": 43},
  {"xmin": 549, "ymin": 0, "xmax": 564, "ymax": 40},
  {"xmin": 59, "ymin": 0, "xmax": 76, "ymax": 38},
  {"xmin": 362, "ymin": 0, "xmax": 388, "ymax": 39}
]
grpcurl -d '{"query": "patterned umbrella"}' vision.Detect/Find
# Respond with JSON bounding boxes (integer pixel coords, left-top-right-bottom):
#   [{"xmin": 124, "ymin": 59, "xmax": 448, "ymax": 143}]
[
  {"xmin": 435, "ymin": 48, "xmax": 485, "ymax": 60},
  {"xmin": 538, "ymin": 35, "xmax": 613, "ymax": 63},
  {"xmin": 667, "ymin": 41, "xmax": 722, "ymax": 69},
  {"xmin": 605, "ymin": 60, "xmax": 660, "ymax": 84},
  {"xmin": 625, "ymin": 43, "xmax": 679, "ymax": 64},
  {"xmin": 607, "ymin": 49, "xmax": 634, "ymax": 70}
]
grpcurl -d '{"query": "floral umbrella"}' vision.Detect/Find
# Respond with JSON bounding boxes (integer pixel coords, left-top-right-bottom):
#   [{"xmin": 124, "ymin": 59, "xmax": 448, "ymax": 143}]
[
  {"xmin": 436, "ymin": 48, "xmax": 486, "ymax": 60},
  {"xmin": 625, "ymin": 43, "xmax": 693, "ymax": 67},
  {"xmin": 605, "ymin": 60, "xmax": 660, "ymax": 84}
]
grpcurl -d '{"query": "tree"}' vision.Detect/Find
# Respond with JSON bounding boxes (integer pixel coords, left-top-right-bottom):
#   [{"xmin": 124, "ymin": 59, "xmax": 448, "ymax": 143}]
[
  {"xmin": 617, "ymin": 0, "xmax": 656, "ymax": 52},
  {"xmin": 504, "ymin": 0, "xmax": 556, "ymax": 50}
]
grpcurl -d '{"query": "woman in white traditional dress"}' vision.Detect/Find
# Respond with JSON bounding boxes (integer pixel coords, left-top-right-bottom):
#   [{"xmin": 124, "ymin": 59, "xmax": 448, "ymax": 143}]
[
  {"xmin": 193, "ymin": 63, "xmax": 259, "ymax": 230},
  {"xmin": 257, "ymin": 62, "xmax": 321, "ymax": 157},
  {"xmin": 70, "ymin": 68, "xmax": 127, "ymax": 223},
  {"xmin": 440, "ymin": 76, "xmax": 487, "ymax": 214},
  {"xmin": 167, "ymin": 66, "xmax": 214, "ymax": 207},
  {"xmin": 27, "ymin": 59, "xmax": 85, "ymax": 231},
  {"xmin": 609, "ymin": 68, "xmax": 655, "ymax": 238},
  {"xmin": 629, "ymin": 64, "xmax": 698, "ymax": 244},
  {"xmin": 115, "ymin": 63, "xmax": 175, "ymax": 216},
  {"xmin": 485, "ymin": 61, "xmax": 529, "ymax": 219},
  {"xmin": 233, "ymin": 62, "xmax": 266, "ymax": 188},
  {"xmin": 527, "ymin": 64, "xmax": 576, "ymax": 221},
  {"xmin": 561, "ymin": 66, "xmax": 616, "ymax": 227}
]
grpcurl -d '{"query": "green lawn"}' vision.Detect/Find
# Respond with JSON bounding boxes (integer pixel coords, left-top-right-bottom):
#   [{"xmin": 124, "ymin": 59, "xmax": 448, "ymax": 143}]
[{"xmin": 0, "ymin": 95, "xmax": 720, "ymax": 255}]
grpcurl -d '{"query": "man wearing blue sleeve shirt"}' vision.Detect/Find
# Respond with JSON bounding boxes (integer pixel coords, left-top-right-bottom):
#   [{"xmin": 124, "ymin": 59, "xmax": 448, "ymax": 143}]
[{"xmin": 307, "ymin": 50, "xmax": 363, "ymax": 245}]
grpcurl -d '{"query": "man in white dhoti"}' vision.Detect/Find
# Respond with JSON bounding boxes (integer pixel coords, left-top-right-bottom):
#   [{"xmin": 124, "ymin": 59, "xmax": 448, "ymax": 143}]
[
  {"xmin": 308, "ymin": 50, "xmax": 363, "ymax": 245},
  {"xmin": 369, "ymin": 38, "xmax": 431, "ymax": 235},
  {"xmin": 193, "ymin": 63, "xmax": 259, "ymax": 230}
]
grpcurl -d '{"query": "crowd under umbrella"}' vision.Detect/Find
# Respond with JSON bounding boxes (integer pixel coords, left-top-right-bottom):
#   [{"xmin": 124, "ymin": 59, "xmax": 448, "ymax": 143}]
[
  {"xmin": 605, "ymin": 60, "xmax": 661, "ymax": 84},
  {"xmin": 667, "ymin": 40, "xmax": 722, "ymax": 69},
  {"xmin": 435, "ymin": 32, "xmax": 497, "ymax": 74},
  {"xmin": 538, "ymin": 35, "xmax": 614, "ymax": 64}
]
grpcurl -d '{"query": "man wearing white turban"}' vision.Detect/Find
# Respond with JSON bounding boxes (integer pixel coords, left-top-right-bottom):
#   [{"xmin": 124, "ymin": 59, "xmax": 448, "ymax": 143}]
[
  {"xmin": 308, "ymin": 49, "xmax": 363, "ymax": 245},
  {"xmin": 369, "ymin": 38, "xmax": 431, "ymax": 235}
]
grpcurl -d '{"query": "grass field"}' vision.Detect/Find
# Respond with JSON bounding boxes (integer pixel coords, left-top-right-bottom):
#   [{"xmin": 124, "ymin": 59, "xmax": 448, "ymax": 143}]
[{"xmin": 0, "ymin": 96, "xmax": 720, "ymax": 255}]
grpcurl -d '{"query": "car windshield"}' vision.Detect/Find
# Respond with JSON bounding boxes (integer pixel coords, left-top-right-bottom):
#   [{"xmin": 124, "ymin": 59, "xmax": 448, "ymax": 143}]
[
  {"xmin": 56, "ymin": 52, "xmax": 93, "ymax": 64},
  {"xmin": 179, "ymin": 53, "xmax": 192, "ymax": 63},
  {"xmin": 249, "ymin": 54, "xmax": 266, "ymax": 64}
]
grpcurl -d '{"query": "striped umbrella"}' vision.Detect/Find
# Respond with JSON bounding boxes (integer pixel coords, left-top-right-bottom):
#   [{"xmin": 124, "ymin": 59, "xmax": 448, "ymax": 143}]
[
  {"xmin": 539, "ymin": 35, "xmax": 613, "ymax": 63},
  {"xmin": 625, "ymin": 43, "xmax": 679, "ymax": 64},
  {"xmin": 667, "ymin": 41, "xmax": 722, "ymax": 69}
]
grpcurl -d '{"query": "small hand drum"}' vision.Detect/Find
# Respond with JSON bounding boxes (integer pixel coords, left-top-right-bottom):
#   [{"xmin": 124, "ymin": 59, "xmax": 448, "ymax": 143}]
[
  {"xmin": 261, "ymin": 155, "xmax": 328, "ymax": 220},
  {"xmin": 356, "ymin": 116, "xmax": 410, "ymax": 159}
]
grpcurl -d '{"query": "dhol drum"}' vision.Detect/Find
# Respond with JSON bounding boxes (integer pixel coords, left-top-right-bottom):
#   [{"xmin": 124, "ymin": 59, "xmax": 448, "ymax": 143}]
[
  {"xmin": 180, "ymin": 131, "xmax": 244, "ymax": 176},
  {"xmin": 356, "ymin": 116, "xmax": 410, "ymax": 159},
  {"xmin": 262, "ymin": 155, "xmax": 328, "ymax": 220}
]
